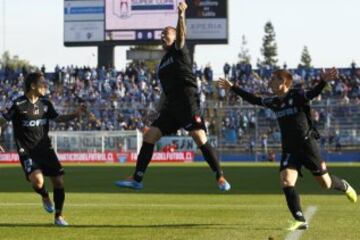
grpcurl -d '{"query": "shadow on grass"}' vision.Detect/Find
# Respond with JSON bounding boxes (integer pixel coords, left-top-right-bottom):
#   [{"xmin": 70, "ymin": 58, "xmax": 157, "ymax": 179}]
[
  {"xmin": 0, "ymin": 165, "xmax": 358, "ymax": 194},
  {"xmin": 0, "ymin": 222, "xmax": 239, "ymax": 229}
]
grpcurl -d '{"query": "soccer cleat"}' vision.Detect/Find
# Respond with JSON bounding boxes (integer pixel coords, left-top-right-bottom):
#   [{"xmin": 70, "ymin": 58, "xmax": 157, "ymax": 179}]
[
  {"xmin": 286, "ymin": 220, "xmax": 309, "ymax": 231},
  {"xmin": 343, "ymin": 180, "xmax": 357, "ymax": 203},
  {"xmin": 42, "ymin": 198, "xmax": 54, "ymax": 213},
  {"xmin": 217, "ymin": 176, "xmax": 231, "ymax": 192},
  {"xmin": 115, "ymin": 176, "xmax": 143, "ymax": 190},
  {"xmin": 54, "ymin": 216, "xmax": 69, "ymax": 227}
]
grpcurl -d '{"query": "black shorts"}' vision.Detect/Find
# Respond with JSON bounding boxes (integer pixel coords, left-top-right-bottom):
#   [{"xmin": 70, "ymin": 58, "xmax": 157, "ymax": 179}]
[
  {"xmin": 19, "ymin": 148, "xmax": 64, "ymax": 180},
  {"xmin": 279, "ymin": 138, "xmax": 327, "ymax": 176},
  {"xmin": 151, "ymin": 106, "xmax": 206, "ymax": 136}
]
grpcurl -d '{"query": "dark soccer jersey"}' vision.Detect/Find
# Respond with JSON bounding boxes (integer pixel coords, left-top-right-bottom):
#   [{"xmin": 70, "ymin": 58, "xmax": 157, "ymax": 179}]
[
  {"xmin": 231, "ymin": 81, "xmax": 327, "ymax": 152},
  {"xmin": 2, "ymin": 96, "xmax": 59, "ymax": 154},
  {"xmin": 157, "ymin": 43, "xmax": 198, "ymax": 104}
]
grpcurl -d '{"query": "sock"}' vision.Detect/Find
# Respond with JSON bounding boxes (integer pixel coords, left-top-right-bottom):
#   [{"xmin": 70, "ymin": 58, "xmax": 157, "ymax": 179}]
[
  {"xmin": 133, "ymin": 142, "xmax": 155, "ymax": 182},
  {"xmin": 53, "ymin": 188, "xmax": 65, "ymax": 218},
  {"xmin": 199, "ymin": 142, "xmax": 223, "ymax": 180},
  {"xmin": 33, "ymin": 185, "xmax": 49, "ymax": 199},
  {"xmin": 330, "ymin": 175, "xmax": 347, "ymax": 192},
  {"xmin": 283, "ymin": 187, "xmax": 306, "ymax": 222}
]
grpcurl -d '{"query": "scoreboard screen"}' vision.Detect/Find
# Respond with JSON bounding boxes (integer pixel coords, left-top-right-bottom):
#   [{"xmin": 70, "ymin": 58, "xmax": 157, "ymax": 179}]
[
  {"xmin": 105, "ymin": 0, "xmax": 182, "ymax": 41},
  {"xmin": 64, "ymin": 0, "xmax": 228, "ymax": 46}
]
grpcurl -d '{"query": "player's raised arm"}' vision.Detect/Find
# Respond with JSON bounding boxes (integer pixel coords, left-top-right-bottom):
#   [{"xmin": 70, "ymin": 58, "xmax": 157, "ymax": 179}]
[
  {"xmin": 299, "ymin": 67, "xmax": 337, "ymax": 102},
  {"xmin": 217, "ymin": 78, "xmax": 265, "ymax": 106},
  {"xmin": 175, "ymin": 1, "xmax": 187, "ymax": 50}
]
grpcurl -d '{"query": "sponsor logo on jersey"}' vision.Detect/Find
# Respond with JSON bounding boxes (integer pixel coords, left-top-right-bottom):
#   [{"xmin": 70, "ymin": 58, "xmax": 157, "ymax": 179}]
[
  {"xmin": 22, "ymin": 119, "xmax": 48, "ymax": 127},
  {"xmin": 275, "ymin": 107, "xmax": 299, "ymax": 119}
]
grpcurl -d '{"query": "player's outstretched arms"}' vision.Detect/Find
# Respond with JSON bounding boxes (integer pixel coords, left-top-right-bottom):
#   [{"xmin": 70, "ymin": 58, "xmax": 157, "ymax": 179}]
[
  {"xmin": 55, "ymin": 104, "xmax": 87, "ymax": 122},
  {"xmin": 175, "ymin": 1, "xmax": 187, "ymax": 49},
  {"xmin": 216, "ymin": 78, "xmax": 264, "ymax": 106},
  {"xmin": 302, "ymin": 67, "xmax": 338, "ymax": 101}
]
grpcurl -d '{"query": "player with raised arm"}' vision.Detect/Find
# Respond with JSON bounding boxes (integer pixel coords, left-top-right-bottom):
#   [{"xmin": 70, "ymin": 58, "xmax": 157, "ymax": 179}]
[
  {"xmin": 115, "ymin": 1, "xmax": 231, "ymax": 192},
  {"xmin": 217, "ymin": 68, "xmax": 357, "ymax": 231},
  {"xmin": 0, "ymin": 72, "xmax": 87, "ymax": 226}
]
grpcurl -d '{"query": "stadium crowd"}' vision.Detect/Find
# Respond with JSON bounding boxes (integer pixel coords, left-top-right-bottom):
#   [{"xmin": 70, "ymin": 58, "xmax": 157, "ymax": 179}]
[{"xmin": 0, "ymin": 62, "xmax": 359, "ymax": 148}]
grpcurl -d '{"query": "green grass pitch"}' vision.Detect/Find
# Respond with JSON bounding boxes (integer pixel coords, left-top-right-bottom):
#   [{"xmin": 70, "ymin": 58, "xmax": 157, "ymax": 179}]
[{"xmin": 0, "ymin": 162, "xmax": 359, "ymax": 240}]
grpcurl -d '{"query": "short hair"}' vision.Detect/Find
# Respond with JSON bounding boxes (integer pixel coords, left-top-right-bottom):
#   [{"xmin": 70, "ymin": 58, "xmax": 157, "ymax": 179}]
[
  {"xmin": 272, "ymin": 69, "xmax": 293, "ymax": 87},
  {"xmin": 164, "ymin": 26, "xmax": 176, "ymax": 34},
  {"xmin": 24, "ymin": 72, "xmax": 44, "ymax": 93}
]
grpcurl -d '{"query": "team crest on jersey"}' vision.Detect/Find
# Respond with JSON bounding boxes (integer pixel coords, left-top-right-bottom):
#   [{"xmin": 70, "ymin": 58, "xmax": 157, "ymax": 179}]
[
  {"xmin": 43, "ymin": 106, "xmax": 48, "ymax": 113},
  {"xmin": 33, "ymin": 106, "xmax": 40, "ymax": 115},
  {"xmin": 288, "ymin": 98, "xmax": 294, "ymax": 106}
]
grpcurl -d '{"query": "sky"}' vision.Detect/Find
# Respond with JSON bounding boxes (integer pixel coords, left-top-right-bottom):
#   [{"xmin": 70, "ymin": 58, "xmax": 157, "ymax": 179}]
[{"xmin": 0, "ymin": 0, "xmax": 359, "ymax": 75}]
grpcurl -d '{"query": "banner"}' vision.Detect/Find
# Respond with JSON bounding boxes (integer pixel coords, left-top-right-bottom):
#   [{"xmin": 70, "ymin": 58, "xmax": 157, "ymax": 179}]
[
  {"xmin": 0, "ymin": 151, "xmax": 194, "ymax": 163},
  {"xmin": 128, "ymin": 151, "xmax": 194, "ymax": 163}
]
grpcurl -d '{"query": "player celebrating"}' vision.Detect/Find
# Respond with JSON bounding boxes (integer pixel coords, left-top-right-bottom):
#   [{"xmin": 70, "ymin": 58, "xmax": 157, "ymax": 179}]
[
  {"xmin": 115, "ymin": 1, "xmax": 231, "ymax": 192},
  {"xmin": 0, "ymin": 72, "xmax": 87, "ymax": 226},
  {"xmin": 217, "ymin": 68, "xmax": 357, "ymax": 231}
]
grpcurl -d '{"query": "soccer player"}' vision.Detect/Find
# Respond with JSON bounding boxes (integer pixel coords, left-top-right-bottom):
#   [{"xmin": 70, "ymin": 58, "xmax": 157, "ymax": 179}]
[
  {"xmin": 217, "ymin": 68, "xmax": 357, "ymax": 231},
  {"xmin": 115, "ymin": 1, "xmax": 231, "ymax": 192},
  {"xmin": 0, "ymin": 72, "xmax": 87, "ymax": 226}
]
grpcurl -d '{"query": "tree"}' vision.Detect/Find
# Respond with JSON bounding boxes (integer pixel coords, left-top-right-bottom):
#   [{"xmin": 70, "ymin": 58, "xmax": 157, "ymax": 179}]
[
  {"xmin": 300, "ymin": 46, "xmax": 312, "ymax": 68},
  {"xmin": 238, "ymin": 35, "xmax": 251, "ymax": 64},
  {"xmin": 261, "ymin": 21, "xmax": 278, "ymax": 66},
  {"xmin": 0, "ymin": 51, "xmax": 33, "ymax": 70}
]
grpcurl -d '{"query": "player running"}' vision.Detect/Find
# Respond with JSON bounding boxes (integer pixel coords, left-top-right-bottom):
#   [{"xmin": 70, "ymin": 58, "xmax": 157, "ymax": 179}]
[
  {"xmin": 0, "ymin": 72, "xmax": 87, "ymax": 226},
  {"xmin": 115, "ymin": 1, "xmax": 231, "ymax": 192},
  {"xmin": 217, "ymin": 68, "xmax": 357, "ymax": 231}
]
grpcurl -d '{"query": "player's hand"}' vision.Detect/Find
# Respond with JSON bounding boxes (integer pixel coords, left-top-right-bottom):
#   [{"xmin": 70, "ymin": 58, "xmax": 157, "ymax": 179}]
[
  {"xmin": 216, "ymin": 78, "xmax": 233, "ymax": 90},
  {"xmin": 320, "ymin": 67, "xmax": 338, "ymax": 82},
  {"xmin": 0, "ymin": 145, "xmax": 5, "ymax": 153},
  {"xmin": 178, "ymin": 2, "xmax": 188, "ymax": 17}
]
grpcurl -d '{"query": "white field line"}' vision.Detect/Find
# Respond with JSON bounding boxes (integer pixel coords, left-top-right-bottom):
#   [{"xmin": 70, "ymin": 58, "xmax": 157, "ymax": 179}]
[{"xmin": 284, "ymin": 206, "xmax": 318, "ymax": 240}]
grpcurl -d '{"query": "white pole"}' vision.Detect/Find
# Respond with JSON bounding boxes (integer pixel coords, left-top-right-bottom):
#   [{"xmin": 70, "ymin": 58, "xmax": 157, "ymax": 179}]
[{"xmin": 101, "ymin": 135, "xmax": 105, "ymax": 153}]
